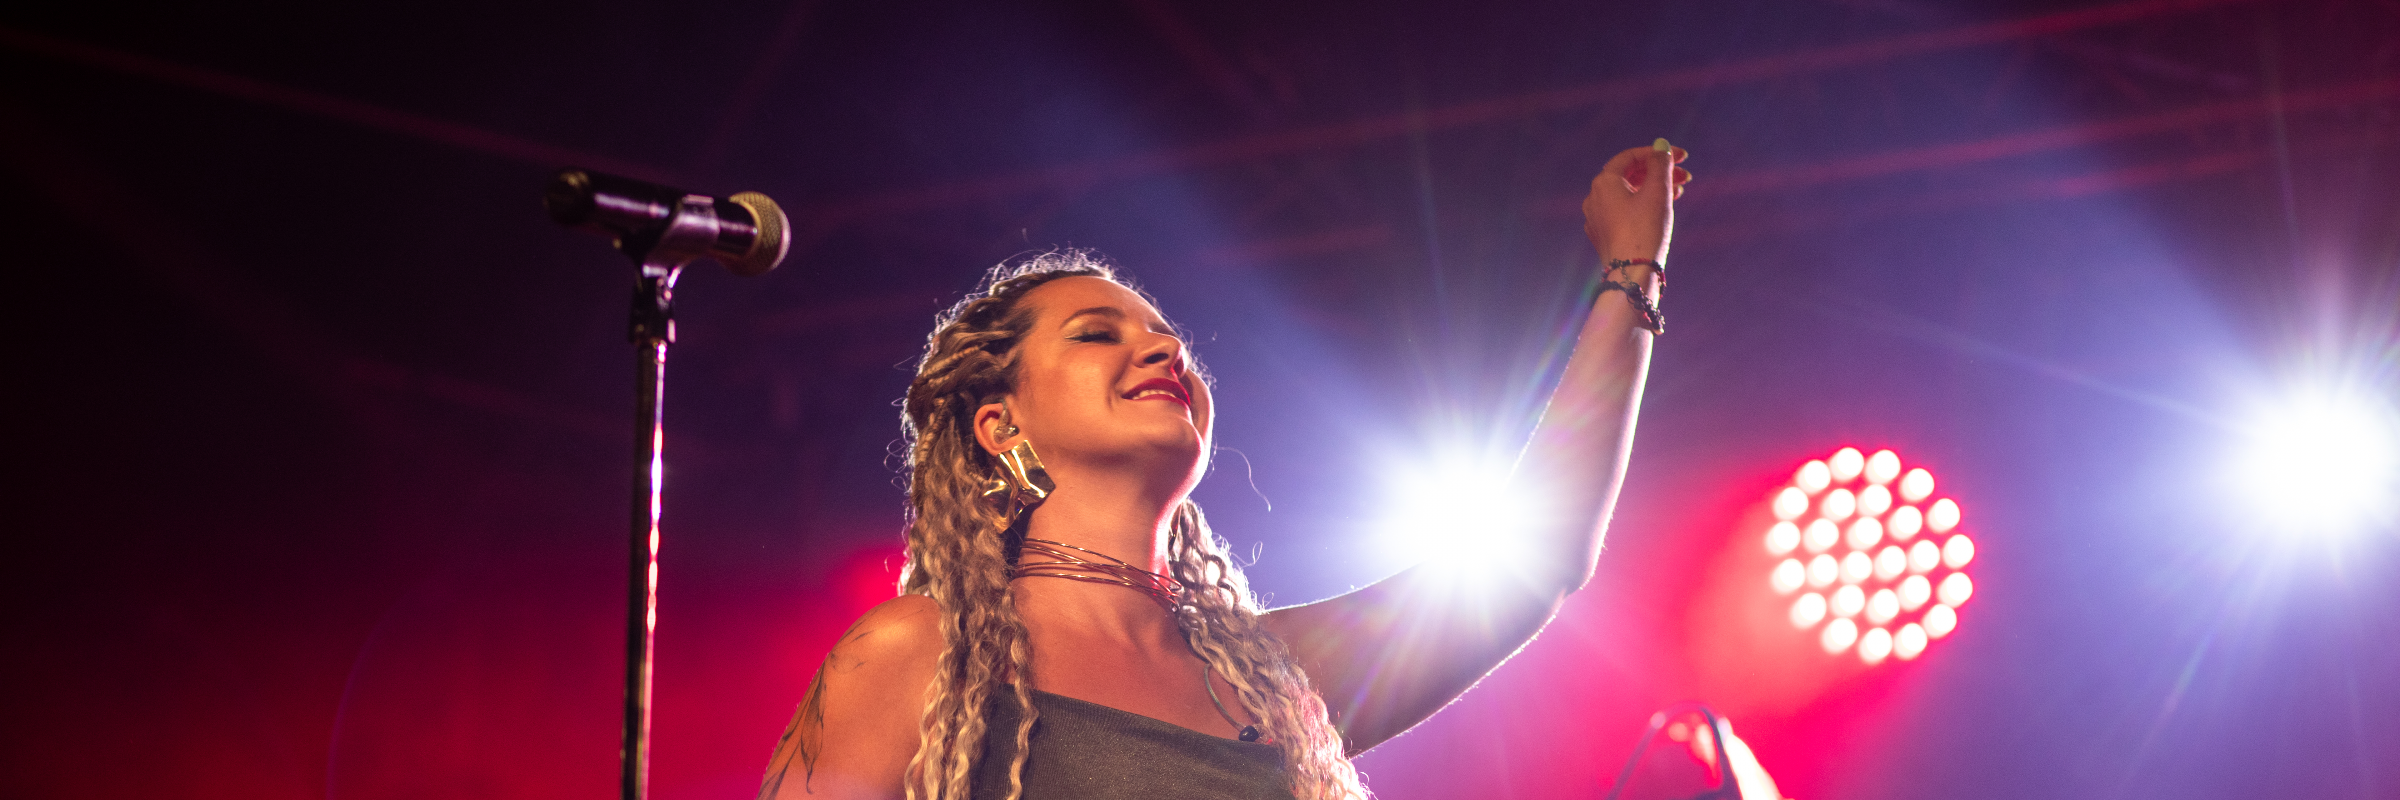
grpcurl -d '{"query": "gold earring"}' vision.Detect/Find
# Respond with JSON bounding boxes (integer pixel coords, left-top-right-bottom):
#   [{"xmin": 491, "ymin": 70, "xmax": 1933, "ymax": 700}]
[{"xmin": 981, "ymin": 439, "xmax": 1054, "ymax": 513}]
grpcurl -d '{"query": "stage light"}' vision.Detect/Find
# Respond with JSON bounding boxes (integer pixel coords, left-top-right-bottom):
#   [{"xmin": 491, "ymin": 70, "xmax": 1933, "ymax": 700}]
[
  {"xmin": 1771, "ymin": 559, "xmax": 1805, "ymax": 593},
  {"xmin": 1752, "ymin": 446, "xmax": 1977, "ymax": 669},
  {"xmin": 1858, "ymin": 625, "xmax": 1893, "ymax": 664},
  {"xmin": 1791, "ymin": 592, "xmax": 1828, "ymax": 628},
  {"xmin": 1865, "ymin": 588, "xmax": 1899, "ymax": 625},
  {"xmin": 1893, "ymin": 623, "xmax": 1927, "ymax": 660},
  {"xmin": 1897, "ymin": 574, "xmax": 1931, "ymax": 610},
  {"xmin": 1821, "ymin": 488, "xmax": 1857, "ymax": 521},
  {"xmin": 1832, "ymin": 584, "xmax": 1865, "ymax": 617},
  {"xmin": 1382, "ymin": 455, "xmax": 1537, "ymax": 570},
  {"xmin": 1830, "ymin": 448, "xmax": 1865, "ymax": 481},
  {"xmin": 1922, "ymin": 604, "xmax": 1957, "ymax": 638},
  {"xmin": 1928, "ymin": 498, "xmax": 1960, "ymax": 532},
  {"xmin": 1773, "ymin": 487, "xmax": 1809, "ymax": 520},
  {"xmin": 1874, "ymin": 545, "xmax": 1906, "ymax": 580},
  {"xmin": 1821, "ymin": 617, "xmax": 1859, "ymax": 653},
  {"xmin": 1846, "ymin": 517, "xmax": 1884, "ymax": 550},
  {"xmin": 1857, "ymin": 483, "xmax": 1893, "ymax": 517},
  {"xmin": 2230, "ymin": 389, "xmax": 2399, "ymax": 534},
  {"xmin": 1908, "ymin": 540, "xmax": 1940, "ymax": 573},
  {"xmin": 1764, "ymin": 521, "xmax": 1800, "ymax": 555},
  {"xmin": 1938, "ymin": 573, "xmax": 1974, "ymax": 608},
  {"xmin": 1887, "ymin": 505, "xmax": 1923, "ymax": 539},
  {"xmin": 1840, "ymin": 552, "xmax": 1872, "ymax": 584},
  {"xmin": 1943, "ymin": 534, "xmax": 1975, "ymax": 569},
  {"xmin": 1898, "ymin": 468, "xmax": 1934, "ymax": 502},
  {"xmin": 1865, "ymin": 450, "xmax": 1901, "ymax": 485}
]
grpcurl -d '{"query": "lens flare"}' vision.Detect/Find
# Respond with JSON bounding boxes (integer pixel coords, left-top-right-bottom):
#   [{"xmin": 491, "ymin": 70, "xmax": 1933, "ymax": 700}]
[{"xmin": 2230, "ymin": 390, "xmax": 2399, "ymax": 533}]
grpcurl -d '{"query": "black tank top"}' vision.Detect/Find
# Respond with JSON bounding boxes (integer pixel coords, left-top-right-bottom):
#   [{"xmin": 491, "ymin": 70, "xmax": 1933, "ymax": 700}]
[{"xmin": 971, "ymin": 690, "xmax": 1294, "ymax": 800}]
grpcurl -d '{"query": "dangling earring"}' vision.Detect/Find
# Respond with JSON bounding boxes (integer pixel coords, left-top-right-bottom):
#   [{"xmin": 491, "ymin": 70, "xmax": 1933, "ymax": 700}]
[{"xmin": 982, "ymin": 435, "xmax": 1053, "ymax": 516}]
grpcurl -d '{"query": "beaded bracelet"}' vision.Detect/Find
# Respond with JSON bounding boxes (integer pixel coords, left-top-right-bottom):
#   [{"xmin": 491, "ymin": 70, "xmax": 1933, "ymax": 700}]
[{"xmin": 1603, "ymin": 259, "xmax": 1666, "ymax": 334}]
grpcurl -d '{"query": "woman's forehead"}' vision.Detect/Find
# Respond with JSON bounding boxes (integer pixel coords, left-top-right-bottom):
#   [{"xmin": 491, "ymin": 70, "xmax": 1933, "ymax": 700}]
[{"xmin": 1022, "ymin": 276, "xmax": 1167, "ymax": 326}]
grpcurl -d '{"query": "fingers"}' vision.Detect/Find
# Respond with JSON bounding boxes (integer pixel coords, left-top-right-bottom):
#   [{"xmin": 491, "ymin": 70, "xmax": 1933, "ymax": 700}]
[{"xmin": 1591, "ymin": 143, "xmax": 1692, "ymax": 195}]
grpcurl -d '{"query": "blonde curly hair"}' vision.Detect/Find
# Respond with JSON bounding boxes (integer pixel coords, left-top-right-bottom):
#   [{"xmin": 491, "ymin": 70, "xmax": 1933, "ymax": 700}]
[{"xmin": 763, "ymin": 250, "xmax": 1366, "ymax": 800}]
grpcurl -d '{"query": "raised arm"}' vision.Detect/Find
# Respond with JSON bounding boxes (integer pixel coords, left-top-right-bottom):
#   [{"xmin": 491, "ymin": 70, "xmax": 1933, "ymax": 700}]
[{"xmin": 1262, "ymin": 142, "xmax": 1688, "ymax": 754}]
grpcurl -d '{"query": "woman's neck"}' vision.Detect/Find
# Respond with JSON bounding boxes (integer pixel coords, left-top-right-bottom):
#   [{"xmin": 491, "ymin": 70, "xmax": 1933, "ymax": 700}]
[{"xmin": 1016, "ymin": 487, "xmax": 1183, "ymax": 643}]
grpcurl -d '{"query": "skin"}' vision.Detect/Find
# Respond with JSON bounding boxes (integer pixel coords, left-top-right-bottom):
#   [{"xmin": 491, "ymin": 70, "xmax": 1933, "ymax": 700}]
[{"xmin": 769, "ymin": 144, "xmax": 1689, "ymax": 798}]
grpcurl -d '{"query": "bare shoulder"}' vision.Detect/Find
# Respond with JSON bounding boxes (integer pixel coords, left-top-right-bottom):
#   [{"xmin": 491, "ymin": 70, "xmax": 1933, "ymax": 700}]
[{"xmin": 759, "ymin": 595, "xmax": 946, "ymax": 800}]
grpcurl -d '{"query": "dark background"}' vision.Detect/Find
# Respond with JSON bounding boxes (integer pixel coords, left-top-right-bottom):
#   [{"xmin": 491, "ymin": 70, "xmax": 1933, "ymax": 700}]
[{"xmin": 5, "ymin": 1, "xmax": 2397, "ymax": 798}]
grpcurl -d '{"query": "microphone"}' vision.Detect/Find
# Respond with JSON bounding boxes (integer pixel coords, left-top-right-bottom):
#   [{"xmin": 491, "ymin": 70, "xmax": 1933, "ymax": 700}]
[{"xmin": 545, "ymin": 168, "xmax": 790, "ymax": 276}]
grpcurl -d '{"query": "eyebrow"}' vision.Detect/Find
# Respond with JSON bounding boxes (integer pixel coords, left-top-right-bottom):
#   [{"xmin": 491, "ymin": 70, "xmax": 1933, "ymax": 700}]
[{"xmin": 1059, "ymin": 306, "xmax": 1127, "ymax": 327}]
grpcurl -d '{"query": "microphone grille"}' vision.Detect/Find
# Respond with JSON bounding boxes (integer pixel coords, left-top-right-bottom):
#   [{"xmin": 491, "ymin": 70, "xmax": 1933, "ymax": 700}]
[{"xmin": 724, "ymin": 192, "xmax": 790, "ymax": 276}]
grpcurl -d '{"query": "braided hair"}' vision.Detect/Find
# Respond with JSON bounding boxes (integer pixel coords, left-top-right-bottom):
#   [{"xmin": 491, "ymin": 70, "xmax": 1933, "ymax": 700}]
[{"xmin": 893, "ymin": 250, "xmax": 1368, "ymax": 800}]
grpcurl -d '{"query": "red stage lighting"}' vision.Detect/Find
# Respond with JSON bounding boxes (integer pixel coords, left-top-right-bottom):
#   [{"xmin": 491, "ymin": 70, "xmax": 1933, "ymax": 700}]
[{"xmin": 1761, "ymin": 447, "xmax": 1975, "ymax": 666}]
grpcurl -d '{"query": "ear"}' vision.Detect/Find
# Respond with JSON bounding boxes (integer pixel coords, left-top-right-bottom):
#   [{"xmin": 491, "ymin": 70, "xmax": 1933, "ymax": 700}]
[{"xmin": 972, "ymin": 400, "xmax": 1018, "ymax": 456}]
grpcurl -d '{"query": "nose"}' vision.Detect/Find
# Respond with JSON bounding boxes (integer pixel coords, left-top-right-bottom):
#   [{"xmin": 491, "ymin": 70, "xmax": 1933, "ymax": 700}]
[{"xmin": 1139, "ymin": 332, "xmax": 1185, "ymax": 376}]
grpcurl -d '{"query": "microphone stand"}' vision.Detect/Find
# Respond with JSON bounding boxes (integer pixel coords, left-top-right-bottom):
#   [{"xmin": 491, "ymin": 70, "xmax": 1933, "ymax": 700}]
[
  {"xmin": 622, "ymin": 256, "xmax": 676, "ymax": 800},
  {"xmin": 547, "ymin": 169, "xmax": 787, "ymax": 800}
]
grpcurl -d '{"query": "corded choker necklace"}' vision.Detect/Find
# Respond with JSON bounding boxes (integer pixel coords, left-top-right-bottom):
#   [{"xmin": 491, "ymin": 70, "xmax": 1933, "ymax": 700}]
[{"xmin": 1013, "ymin": 538, "xmax": 1183, "ymax": 610}]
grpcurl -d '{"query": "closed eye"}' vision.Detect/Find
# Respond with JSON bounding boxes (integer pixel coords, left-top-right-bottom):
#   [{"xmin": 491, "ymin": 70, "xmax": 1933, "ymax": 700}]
[{"xmin": 1068, "ymin": 330, "xmax": 1121, "ymax": 343}]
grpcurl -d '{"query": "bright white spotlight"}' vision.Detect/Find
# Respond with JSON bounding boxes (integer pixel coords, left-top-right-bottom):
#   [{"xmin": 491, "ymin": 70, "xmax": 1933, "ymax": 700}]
[
  {"xmin": 1822, "ymin": 488, "xmax": 1857, "ymax": 521},
  {"xmin": 1772, "ymin": 487, "xmax": 1809, "ymax": 520},
  {"xmin": 1830, "ymin": 448, "xmax": 1865, "ymax": 482},
  {"xmin": 1937, "ymin": 572, "xmax": 1974, "ymax": 608},
  {"xmin": 1790, "ymin": 592, "xmax": 1828, "ymax": 628},
  {"xmin": 1928, "ymin": 498, "xmax": 1961, "ymax": 532},
  {"xmin": 1796, "ymin": 460, "xmax": 1832, "ymax": 494},
  {"xmin": 1847, "ymin": 517, "xmax": 1884, "ymax": 550},
  {"xmin": 1804, "ymin": 519, "xmax": 1840, "ymax": 552},
  {"xmin": 1382, "ymin": 456, "xmax": 1535, "ymax": 569},
  {"xmin": 1821, "ymin": 617, "xmax": 1859, "ymax": 653},
  {"xmin": 1894, "ymin": 623, "xmax": 1928, "ymax": 660},
  {"xmin": 1887, "ymin": 505, "xmax": 1923, "ymax": 539},
  {"xmin": 1807, "ymin": 554, "xmax": 1839, "ymax": 587},
  {"xmin": 2231, "ymin": 391, "xmax": 2399, "ymax": 533},
  {"xmin": 1858, "ymin": 625, "xmax": 1893, "ymax": 664},
  {"xmin": 1909, "ymin": 539, "xmax": 1941, "ymax": 573},
  {"xmin": 1865, "ymin": 450, "xmax": 1902, "ymax": 485},
  {"xmin": 1874, "ymin": 545, "xmax": 1907, "ymax": 580},
  {"xmin": 1897, "ymin": 574, "xmax": 1931, "ymax": 610},
  {"xmin": 1922, "ymin": 603, "xmax": 1958, "ymax": 638},
  {"xmin": 1832, "ymin": 584, "xmax": 1865, "ymax": 617},
  {"xmin": 1764, "ymin": 521, "xmax": 1801, "ymax": 555},
  {"xmin": 1771, "ymin": 558, "xmax": 1805, "ymax": 594},
  {"xmin": 1899, "ymin": 468, "xmax": 1935, "ymax": 502},
  {"xmin": 1943, "ymin": 534, "xmax": 1976, "ymax": 569},
  {"xmin": 1841, "ymin": 552, "xmax": 1872, "ymax": 584},
  {"xmin": 1857, "ymin": 483, "xmax": 1893, "ymax": 517},
  {"xmin": 1865, "ymin": 588, "xmax": 1899, "ymax": 624}
]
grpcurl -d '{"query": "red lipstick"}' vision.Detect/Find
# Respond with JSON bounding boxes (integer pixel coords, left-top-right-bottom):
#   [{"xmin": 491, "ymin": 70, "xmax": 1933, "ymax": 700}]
[{"xmin": 1123, "ymin": 378, "xmax": 1191, "ymax": 408}]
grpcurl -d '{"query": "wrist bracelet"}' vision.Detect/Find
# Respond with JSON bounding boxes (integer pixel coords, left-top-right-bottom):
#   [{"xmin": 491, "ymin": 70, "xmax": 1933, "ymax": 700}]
[{"xmin": 1602, "ymin": 259, "xmax": 1665, "ymax": 334}]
